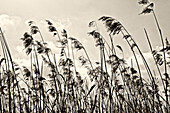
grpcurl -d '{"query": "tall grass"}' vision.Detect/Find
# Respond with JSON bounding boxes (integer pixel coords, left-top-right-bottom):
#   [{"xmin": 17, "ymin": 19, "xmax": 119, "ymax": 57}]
[{"xmin": 0, "ymin": 0, "xmax": 170, "ymax": 112}]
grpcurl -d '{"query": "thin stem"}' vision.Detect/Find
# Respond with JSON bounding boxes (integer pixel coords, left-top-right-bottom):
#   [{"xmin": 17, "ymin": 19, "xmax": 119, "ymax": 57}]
[
  {"xmin": 109, "ymin": 33, "xmax": 116, "ymax": 55},
  {"xmin": 152, "ymin": 10, "xmax": 168, "ymax": 109},
  {"xmin": 144, "ymin": 28, "xmax": 165, "ymax": 90},
  {"xmin": 83, "ymin": 47, "xmax": 94, "ymax": 70}
]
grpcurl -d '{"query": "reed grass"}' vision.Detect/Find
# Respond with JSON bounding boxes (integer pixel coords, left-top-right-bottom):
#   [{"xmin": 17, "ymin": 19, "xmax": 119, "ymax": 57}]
[{"xmin": 0, "ymin": 0, "xmax": 169, "ymax": 112}]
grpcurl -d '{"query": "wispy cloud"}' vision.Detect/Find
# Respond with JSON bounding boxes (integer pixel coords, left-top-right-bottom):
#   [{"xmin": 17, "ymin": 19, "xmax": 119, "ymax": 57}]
[
  {"xmin": 0, "ymin": 14, "xmax": 21, "ymax": 30},
  {"xmin": 54, "ymin": 18, "xmax": 72, "ymax": 30}
]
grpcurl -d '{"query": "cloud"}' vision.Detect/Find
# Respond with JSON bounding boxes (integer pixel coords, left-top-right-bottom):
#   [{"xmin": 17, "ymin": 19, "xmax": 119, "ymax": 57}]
[
  {"xmin": 54, "ymin": 18, "xmax": 72, "ymax": 29},
  {"xmin": 0, "ymin": 14, "xmax": 21, "ymax": 30},
  {"xmin": 16, "ymin": 45, "xmax": 24, "ymax": 53},
  {"xmin": 14, "ymin": 58, "xmax": 30, "ymax": 68}
]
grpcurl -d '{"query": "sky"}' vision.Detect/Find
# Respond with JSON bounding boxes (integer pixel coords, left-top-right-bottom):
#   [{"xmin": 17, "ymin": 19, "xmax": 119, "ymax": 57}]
[{"xmin": 0, "ymin": 0, "xmax": 170, "ymax": 71}]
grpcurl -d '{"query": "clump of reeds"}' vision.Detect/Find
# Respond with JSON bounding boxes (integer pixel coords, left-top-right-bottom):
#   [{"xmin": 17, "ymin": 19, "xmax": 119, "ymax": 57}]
[{"xmin": 0, "ymin": 0, "xmax": 169, "ymax": 113}]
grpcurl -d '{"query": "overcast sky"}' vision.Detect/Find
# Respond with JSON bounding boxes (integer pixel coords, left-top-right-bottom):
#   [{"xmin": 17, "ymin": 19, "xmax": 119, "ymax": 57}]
[{"xmin": 0, "ymin": 0, "xmax": 170, "ymax": 66}]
